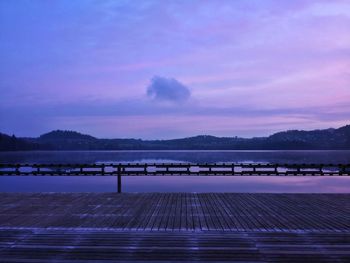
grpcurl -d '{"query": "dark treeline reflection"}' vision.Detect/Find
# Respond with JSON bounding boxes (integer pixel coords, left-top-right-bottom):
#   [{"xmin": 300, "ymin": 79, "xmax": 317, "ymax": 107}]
[{"xmin": 1, "ymin": 150, "xmax": 350, "ymax": 164}]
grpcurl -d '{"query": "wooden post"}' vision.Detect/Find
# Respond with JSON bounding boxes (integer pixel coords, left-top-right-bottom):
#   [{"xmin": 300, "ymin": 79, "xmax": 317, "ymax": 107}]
[
  {"xmin": 101, "ymin": 164, "xmax": 105, "ymax": 176},
  {"xmin": 117, "ymin": 165, "xmax": 122, "ymax": 193},
  {"xmin": 339, "ymin": 164, "xmax": 345, "ymax": 175}
]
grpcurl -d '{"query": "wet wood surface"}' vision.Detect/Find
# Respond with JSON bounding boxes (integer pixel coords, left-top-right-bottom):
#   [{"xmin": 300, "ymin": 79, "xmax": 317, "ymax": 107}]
[
  {"xmin": 0, "ymin": 193, "xmax": 349, "ymax": 262},
  {"xmin": 1, "ymin": 229, "xmax": 349, "ymax": 262},
  {"xmin": 0, "ymin": 193, "xmax": 349, "ymax": 231}
]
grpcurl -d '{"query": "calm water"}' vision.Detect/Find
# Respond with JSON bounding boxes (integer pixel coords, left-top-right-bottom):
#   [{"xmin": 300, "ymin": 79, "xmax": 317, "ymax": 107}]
[{"xmin": 0, "ymin": 150, "xmax": 350, "ymax": 193}]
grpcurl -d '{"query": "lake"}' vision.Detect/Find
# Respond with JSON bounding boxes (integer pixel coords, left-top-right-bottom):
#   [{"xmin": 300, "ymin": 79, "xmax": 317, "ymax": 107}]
[{"xmin": 0, "ymin": 150, "xmax": 350, "ymax": 193}]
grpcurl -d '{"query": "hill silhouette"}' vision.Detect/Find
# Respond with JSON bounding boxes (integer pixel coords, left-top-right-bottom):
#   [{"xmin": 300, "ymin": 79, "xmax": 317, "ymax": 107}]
[
  {"xmin": 0, "ymin": 133, "xmax": 45, "ymax": 151},
  {"xmin": 1, "ymin": 125, "xmax": 350, "ymax": 151}
]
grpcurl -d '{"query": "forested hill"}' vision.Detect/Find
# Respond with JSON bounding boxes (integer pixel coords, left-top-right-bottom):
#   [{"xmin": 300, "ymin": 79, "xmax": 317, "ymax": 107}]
[
  {"xmin": 1, "ymin": 125, "xmax": 350, "ymax": 151},
  {"xmin": 0, "ymin": 133, "xmax": 45, "ymax": 151}
]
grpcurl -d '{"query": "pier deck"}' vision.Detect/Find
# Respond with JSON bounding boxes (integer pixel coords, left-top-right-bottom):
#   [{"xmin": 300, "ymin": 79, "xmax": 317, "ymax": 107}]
[{"xmin": 0, "ymin": 193, "xmax": 349, "ymax": 262}]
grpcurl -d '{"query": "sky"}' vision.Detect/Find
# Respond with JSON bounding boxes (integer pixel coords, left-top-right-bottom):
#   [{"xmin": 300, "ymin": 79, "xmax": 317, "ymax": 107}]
[{"xmin": 0, "ymin": 0, "xmax": 349, "ymax": 139}]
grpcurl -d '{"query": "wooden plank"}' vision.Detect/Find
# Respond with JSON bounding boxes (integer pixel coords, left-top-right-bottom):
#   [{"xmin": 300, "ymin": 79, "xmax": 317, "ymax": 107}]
[
  {"xmin": 184, "ymin": 193, "xmax": 193, "ymax": 230},
  {"xmin": 0, "ymin": 229, "xmax": 349, "ymax": 262},
  {"xmin": 0, "ymin": 193, "xmax": 349, "ymax": 261},
  {"xmin": 150, "ymin": 193, "xmax": 168, "ymax": 231},
  {"xmin": 122, "ymin": 193, "xmax": 149, "ymax": 230},
  {"xmin": 158, "ymin": 193, "xmax": 172, "ymax": 231},
  {"xmin": 192, "ymin": 192, "xmax": 208, "ymax": 231},
  {"xmin": 165, "ymin": 193, "xmax": 176, "ymax": 231},
  {"xmin": 133, "ymin": 193, "xmax": 159, "ymax": 231},
  {"xmin": 0, "ymin": 193, "xmax": 349, "ymax": 232}
]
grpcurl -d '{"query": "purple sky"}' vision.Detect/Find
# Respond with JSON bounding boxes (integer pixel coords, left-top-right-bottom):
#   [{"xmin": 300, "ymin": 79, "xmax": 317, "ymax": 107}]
[{"xmin": 0, "ymin": 0, "xmax": 349, "ymax": 139}]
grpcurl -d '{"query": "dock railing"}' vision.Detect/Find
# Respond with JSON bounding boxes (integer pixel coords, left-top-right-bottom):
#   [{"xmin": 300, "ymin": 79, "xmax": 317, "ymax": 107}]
[{"xmin": 1, "ymin": 163, "xmax": 349, "ymax": 193}]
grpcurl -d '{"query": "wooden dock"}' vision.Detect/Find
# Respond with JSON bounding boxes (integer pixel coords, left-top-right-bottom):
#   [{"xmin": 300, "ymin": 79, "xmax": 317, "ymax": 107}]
[{"xmin": 0, "ymin": 193, "xmax": 349, "ymax": 262}]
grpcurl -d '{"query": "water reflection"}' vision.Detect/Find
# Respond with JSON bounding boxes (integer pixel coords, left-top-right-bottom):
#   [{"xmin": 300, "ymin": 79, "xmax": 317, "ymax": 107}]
[
  {"xmin": 1, "ymin": 150, "xmax": 350, "ymax": 164},
  {"xmin": 1, "ymin": 176, "xmax": 349, "ymax": 193},
  {"xmin": 0, "ymin": 151, "xmax": 349, "ymax": 193}
]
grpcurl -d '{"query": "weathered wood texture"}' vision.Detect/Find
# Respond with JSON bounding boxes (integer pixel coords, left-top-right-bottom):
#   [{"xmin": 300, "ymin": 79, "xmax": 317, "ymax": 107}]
[
  {"xmin": 0, "ymin": 229, "xmax": 349, "ymax": 262},
  {"xmin": 0, "ymin": 193, "xmax": 349, "ymax": 232},
  {"xmin": 0, "ymin": 193, "xmax": 349, "ymax": 262}
]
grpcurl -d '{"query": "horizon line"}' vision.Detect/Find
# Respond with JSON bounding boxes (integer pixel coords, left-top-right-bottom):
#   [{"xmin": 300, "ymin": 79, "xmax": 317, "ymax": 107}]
[{"xmin": 3, "ymin": 123, "xmax": 348, "ymax": 141}]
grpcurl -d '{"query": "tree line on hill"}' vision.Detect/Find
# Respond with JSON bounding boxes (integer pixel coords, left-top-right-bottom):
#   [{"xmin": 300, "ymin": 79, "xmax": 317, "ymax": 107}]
[{"xmin": 1, "ymin": 125, "xmax": 350, "ymax": 151}]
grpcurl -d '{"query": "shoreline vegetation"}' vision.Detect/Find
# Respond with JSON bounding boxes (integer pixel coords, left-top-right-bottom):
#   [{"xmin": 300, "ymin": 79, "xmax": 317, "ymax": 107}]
[{"xmin": 1, "ymin": 125, "xmax": 349, "ymax": 151}]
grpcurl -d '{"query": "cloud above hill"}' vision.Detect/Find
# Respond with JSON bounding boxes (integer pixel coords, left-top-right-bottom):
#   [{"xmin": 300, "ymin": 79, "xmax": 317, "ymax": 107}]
[{"xmin": 146, "ymin": 76, "xmax": 191, "ymax": 103}]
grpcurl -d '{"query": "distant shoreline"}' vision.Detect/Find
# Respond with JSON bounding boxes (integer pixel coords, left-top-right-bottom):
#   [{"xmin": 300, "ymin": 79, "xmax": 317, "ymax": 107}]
[{"xmin": 1, "ymin": 124, "xmax": 350, "ymax": 151}]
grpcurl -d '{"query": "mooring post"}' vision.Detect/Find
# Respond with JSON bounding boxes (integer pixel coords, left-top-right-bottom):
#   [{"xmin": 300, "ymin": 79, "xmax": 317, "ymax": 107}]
[
  {"xmin": 339, "ymin": 164, "xmax": 345, "ymax": 175},
  {"xmin": 16, "ymin": 164, "xmax": 20, "ymax": 175},
  {"xmin": 117, "ymin": 165, "xmax": 122, "ymax": 193}
]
